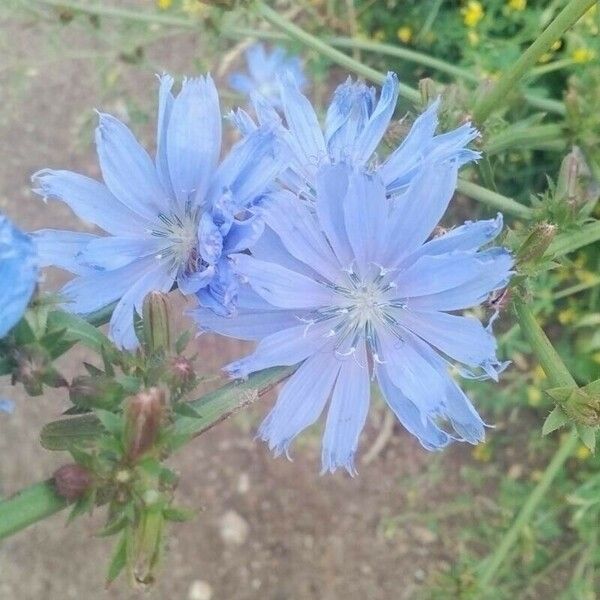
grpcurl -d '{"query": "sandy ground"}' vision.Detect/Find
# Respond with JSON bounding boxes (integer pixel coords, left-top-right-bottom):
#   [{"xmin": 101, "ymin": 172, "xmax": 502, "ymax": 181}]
[{"xmin": 0, "ymin": 7, "xmax": 494, "ymax": 599}]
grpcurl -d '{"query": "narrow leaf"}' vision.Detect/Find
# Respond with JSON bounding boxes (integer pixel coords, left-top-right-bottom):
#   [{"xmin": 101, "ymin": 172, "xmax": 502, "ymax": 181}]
[{"xmin": 542, "ymin": 406, "xmax": 570, "ymax": 435}]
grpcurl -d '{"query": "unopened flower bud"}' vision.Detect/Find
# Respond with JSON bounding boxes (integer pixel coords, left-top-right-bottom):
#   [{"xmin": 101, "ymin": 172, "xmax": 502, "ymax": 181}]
[
  {"xmin": 142, "ymin": 292, "xmax": 171, "ymax": 354},
  {"xmin": 556, "ymin": 146, "xmax": 590, "ymax": 211},
  {"xmin": 69, "ymin": 375, "xmax": 124, "ymax": 410},
  {"xmin": 125, "ymin": 388, "xmax": 165, "ymax": 462},
  {"xmin": 419, "ymin": 77, "xmax": 437, "ymax": 107},
  {"xmin": 517, "ymin": 222, "xmax": 557, "ymax": 265},
  {"xmin": 54, "ymin": 464, "xmax": 93, "ymax": 502}
]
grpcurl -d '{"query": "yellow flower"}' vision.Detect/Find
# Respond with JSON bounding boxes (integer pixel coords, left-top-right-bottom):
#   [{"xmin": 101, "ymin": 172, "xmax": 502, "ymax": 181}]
[
  {"xmin": 572, "ymin": 48, "xmax": 596, "ymax": 64},
  {"xmin": 527, "ymin": 386, "xmax": 542, "ymax": 407},
  {"xmin": 472, "ymin": 443, "xmax": 492, "ymax": 462},
  {"xmin": 575, "ymin": 444, "xmax": 591, "ymax": 461},
  {"xmin": 467, "ymin": 30, "xmax": 480, "ymax": 46},
  {"xmin": 397, "ymin": 26, "xmax": 413, "ymax": 44},
  {"xmin": 157, "ymin": 0, "xmax": 173, "ymax": 8},
  {"xmin": 507, "ymin": 0, "xmax": 526, "ymax": 11},
  {"xmin": 462, "ymin": 1, "xmax": 484, "ymax": 28},
  {"xmin": 558, "ymin": 308, "xmax": 576, "ymax": 325}
]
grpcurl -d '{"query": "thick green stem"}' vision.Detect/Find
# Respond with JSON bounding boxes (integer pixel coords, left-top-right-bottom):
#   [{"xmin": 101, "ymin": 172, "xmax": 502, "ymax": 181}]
[
  {"xmin": 456, "ymin": 178, "xmax": 534, "ymax": 219},
  {"xmin": 0, "ymin": 480, "xmax": 67, "ymax": 539},
  {"xmin": 473, "ymin": 0, "xmax": 596, "ymax": 123},
  {"xmin": 477, "ymin": 298, "xmax": 579, "ymax": 588},
  {"xmin": 254, "ymin": 1, "xmax": 421, "ymax": 103}
]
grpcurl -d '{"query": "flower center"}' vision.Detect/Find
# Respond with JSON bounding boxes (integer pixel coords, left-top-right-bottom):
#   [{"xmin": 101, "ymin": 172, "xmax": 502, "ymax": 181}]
[{"xmin": 152, "ymin": 209, "xmax": 200, "ymax": 273}]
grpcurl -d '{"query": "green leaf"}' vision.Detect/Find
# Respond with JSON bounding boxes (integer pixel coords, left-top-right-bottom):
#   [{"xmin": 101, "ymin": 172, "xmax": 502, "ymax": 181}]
[
  {"xmin": 542, "ymin": 406, "xmax": 570, "ymax": 435},
  {"xmin": 47, "ymin": 310, "xmax": 114, "ymax": 353},
  {"xmin": 172, "ymin": 402, "xmax": 202, "ymax": 419},
  {"xmin": 163, "ymin": 506, "xmax": 195, "ymax": 522},
  {"xmin": 97, "ymin": 514, "xmax": 128, "ymax": 537},
  {"xmin": 106, "ymin": 530, "xmax": 128, "ymax": 585},
  {"xmin": 577, "ymin": 425, "xmax": 597, "ymax": 454},
  {"xmin": 40, "ymin": 414, "xmax": 104, "ymax": 451},
  {"xmin": 95, "ymin": 409, "xmax": 123, "ymax": 438}
]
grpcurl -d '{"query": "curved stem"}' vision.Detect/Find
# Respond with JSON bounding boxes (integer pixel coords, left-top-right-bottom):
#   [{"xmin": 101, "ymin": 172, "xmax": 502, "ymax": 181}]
[
  {"xmin": 473, "ymin": 0, "xmax": 597, "ymax": 123},
  {"xmin": 0, "ymin": 480, "xmax": 67, "ymax": 539},
  {"xmin": 547, "ymin": 221, "xmax": 600, "ymax": 259},
  {"xmin": 456, "ymin": 178, "xmax": 534, "ymax": 219},
  {"xmin": 477, "ymin": 298, "xmax": 579, "ymax": 588}
]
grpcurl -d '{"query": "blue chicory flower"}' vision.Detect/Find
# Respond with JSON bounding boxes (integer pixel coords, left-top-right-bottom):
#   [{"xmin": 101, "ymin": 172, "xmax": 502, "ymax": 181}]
[
  {"xmin": 0, "ymin": 214, "xmax": 38, "ymax": 338},
  {"xmin": 194, "ymin": 161, "xmax": 512, "ymax": 475},
  {"xmin": 32, "ymin": 74, "xmax": 285, "ymax": 349},
  {"xmin": 229, "ymin": 43, "xmax": 306, "ymax": 107},
  {"xmin": 231, "ymin": 71, "xmax": 480, "ymax": 196},
  {"xmin": 0, "ymin": 399, "xmax": 15, "ymax": 414}
]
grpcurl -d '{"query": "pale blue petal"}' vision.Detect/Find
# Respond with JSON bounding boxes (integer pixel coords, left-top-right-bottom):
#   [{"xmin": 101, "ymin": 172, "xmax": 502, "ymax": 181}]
[
  {"xmin": 231, "ymin": 254, "xmax": 335, "ymax": 309},
  {"xmin": 442, "ymin": 376, "xmax": 486, "ymax": 444},
  {"xmin": 167, "ymin": 76, "xmax": 221, "ymax": 206},
  {"xmin": 60, "ymin": 257, "xmax": 160, "ymax": 314},
  {"xmin": 207, "ymin": 126, "xmax": 284, "ymax": 211},
  {"xmin": 79, "ymin": 236, "xmax": 166, "ymax": 270},
  {"xmin": 406, "ymin": 249, "xmax": 513, "ymax": 311},
  {"xmin": 228, "ymin": 107, "xmax": 258, "ymax": 136},
  {"xmin": 32, "ymin": 229, "xmax": 97, "ymax": 274},
  {"xmin": 95, "ymin": 113, "xmax": 167, "ymax": 220},
  {"xmin": 377, "ymin": 328, "xmax": 446, "ymax": 416},
  {"xmin": 251, "ymin": 226, "xmax": 318, "ymax": 279},
  {"xmin": 0, "ymin": 399, "xmax": 14, "ymax": 414},
  {"xmin": 198, "ymin": 213, "xmax": 223, "ymax": 265},
  {"xmin": 196, "ymin": 258, "xmax": 237, "ymax": 315},
  {"xmin": 226, "ymin": 319, "xmax": 335, "ymax": 378},
  {"xmin": 377, "ymin": 366, "xmax": 450, "ymax": 451},
  {"xmin": 279, "ymin": 72, "xmax": 327, "ymax": 172},
  {"xmin": 257, "ymin": 352, "xmax": 341, "ymax": 458},
  {"xmin": 343, "ymin": 169, "xmax": 389, "ymax": 275},
  {"xmin": 261, "ymin": 190, "xmax": 341, "ymax": 282},
  {"xmin": 380, "ymin": 98, "xmax": 440, "ymax": 190},
  {"xmin": 396, "ymin": 309, "xmax": 499, "ymax": 375},
  {"xmin": 155, "ymin": 73, "xmax": 175, "ymax": 195},
  {"xmin": 321, "ymin": 341, "xmax": 370, "ymax": 475},
  {"xmin": 315, "ymin": 164, "xmax": 354, "ymax": 267},
  {"xmin": 31, "ymin": 169, "xmax": 150, "ymax": 235},
  {"xmin": 222, "ymin": 217, "xmax": 264, "ymax": 255},
  {"xmin": 353, "ymin": 72, "xmax": 399, "ymax": 164},
  {"xmin": 0, "ymin": 217, "xmax": 37, "ymax": 337},
  {"xmin": 383, "ymin": 158, "xmax": 459, "ymax": 265},
  {"xmin": 177, "ymin": 265, "xmax": 215, "ymax": 295},
  {"xmin": 228, "ymin": 73, "xmax": 255, "ymax": 96},
  {"xmin": 403, "ymin": 214, "xmax": 503, "ymax": 266}
]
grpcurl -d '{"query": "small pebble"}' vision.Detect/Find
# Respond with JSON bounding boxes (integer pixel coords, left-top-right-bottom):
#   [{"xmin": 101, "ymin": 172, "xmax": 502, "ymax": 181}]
[{"xmin": 220, "ymin": 510, "xmax": 249, "ymax": 546}]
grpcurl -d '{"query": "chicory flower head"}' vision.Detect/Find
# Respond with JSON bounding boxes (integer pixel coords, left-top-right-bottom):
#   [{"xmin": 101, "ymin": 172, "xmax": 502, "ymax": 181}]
[
  {"xmin": 229, "ymin": 43, "xmax": 306, "ymax": 107},
  {"xmin": 32, "ymin": 74, "xmax": 285, "ymax": 349},
  {"xmin": 0, "ymin": 214, "xmax": 37, "ymax": 338},
  {"xmin": 232, "ymin": 71, "xmax": 480, "ymax": 196},
  {"xmin": 194, "ymin": 161, "xmax": 512, "ymax": 475}
]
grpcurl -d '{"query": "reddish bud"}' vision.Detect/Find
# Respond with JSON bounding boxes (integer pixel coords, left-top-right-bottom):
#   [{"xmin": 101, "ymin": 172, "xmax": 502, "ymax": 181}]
[
  {"xmin": 170, "ymin": 355, "xmax": 195, "ymax": 386},
  {"xmin": 54, "ymin": 464, "xmax": 93, "ymax": 502},
  {"xmin": 125, "ymin": 388, "xmax": 165, "ymax": 462}
]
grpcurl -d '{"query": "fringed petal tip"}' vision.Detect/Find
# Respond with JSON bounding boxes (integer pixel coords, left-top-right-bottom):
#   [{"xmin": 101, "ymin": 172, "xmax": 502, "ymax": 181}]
[{"xmin": 320, "ymin": 453, "xmax": 359, "ymax": 477}]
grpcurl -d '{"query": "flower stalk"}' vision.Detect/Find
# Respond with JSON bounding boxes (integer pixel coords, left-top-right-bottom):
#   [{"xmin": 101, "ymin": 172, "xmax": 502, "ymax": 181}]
[
  {"xmin": 476, "ymin": 297, "xmax": 579, "ymax": 588},
  {"xmin": 472, "ymin": 0, "xmax": 597, "ymax": 124}
]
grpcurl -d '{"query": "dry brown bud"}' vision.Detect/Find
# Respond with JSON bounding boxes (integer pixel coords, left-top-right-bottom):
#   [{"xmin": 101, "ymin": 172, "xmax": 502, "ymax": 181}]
[
  {"xmin": 125, "ymin": 388, "xmax": 166, "ymax": 462},
  {"xmin": 53, "ymin": 464, "xmax": 93, "ymax": 502}
]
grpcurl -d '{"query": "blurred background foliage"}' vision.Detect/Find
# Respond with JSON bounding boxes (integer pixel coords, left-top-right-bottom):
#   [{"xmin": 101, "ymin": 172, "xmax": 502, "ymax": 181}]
[{"xmin": 1, "ymin": 0, "xmax": 599, "ymax": 597}]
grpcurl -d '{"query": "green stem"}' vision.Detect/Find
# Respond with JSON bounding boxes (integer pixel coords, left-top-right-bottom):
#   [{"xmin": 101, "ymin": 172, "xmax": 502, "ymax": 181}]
[
  {"xmin": 254, "ymin": 1, "xmax": 421, "ymax": 103},
  {"xmin": 547, "ymin": 221, "xmax": 600, "ymax": 259},
  {"xmin": 456, "ymin": 178, "xmax": 534, "ymax": 219},
  {"xmin": 476, "ymin": 298, "xmax": 578, "ymax": 588},
  {"xmin": 472, "ymin": 0, "xmax": 596, "ymax": 123},
  {"xmin": 485, "ymin": 124, "xmax": 565, "ymax": 156},
  {"xmin": 0, "ymin": 480, "xmax": 67, "ymax": 539}
]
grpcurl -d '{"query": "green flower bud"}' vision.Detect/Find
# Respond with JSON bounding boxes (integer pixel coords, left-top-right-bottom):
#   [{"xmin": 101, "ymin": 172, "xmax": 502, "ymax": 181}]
[
  {"xmin": 142, "ymin": 292, "xmax": 171, "ymax": 355},
  {"xmin": 516, "ymin": 221, "xmax": 557, "ymax": 265}
]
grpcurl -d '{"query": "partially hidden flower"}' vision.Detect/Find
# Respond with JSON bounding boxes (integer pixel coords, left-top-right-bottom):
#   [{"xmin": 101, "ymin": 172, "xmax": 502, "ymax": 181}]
[
  {"xmin": 229, "ymin": 43, "xmax": 306, "ymax": 107},
  {"xmin": 0, "ymin": 214, "xmax": 38, "ymax": 338},
  {"xmin": 32, "ymin": 74, "xmax": 285, "ymax": 349},
  {"xmin": 194, "ymin": 162, "xmax": 512, "ymax": 474},
  {"xmin": 231, "ymin": 72, "xmax": 479, "ymax": 197}
]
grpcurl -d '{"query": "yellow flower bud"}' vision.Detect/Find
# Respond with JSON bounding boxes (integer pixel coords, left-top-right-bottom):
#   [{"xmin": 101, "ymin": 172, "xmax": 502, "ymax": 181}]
[
  {"xmin": 462, "ymin": 1, "xmax": 485, "ymax": 27},
  {"xmin": 397, "ymin": 26, "xmax": 413, "ymax": 44},
  {"xmin": 507, "ymin": 0, "xmax": 526, "ymax": 11},
  {"xmin": 572, "ymin": 48, "xmax": 596, "ymax": 64}
]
